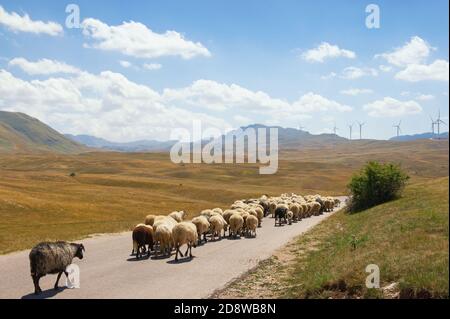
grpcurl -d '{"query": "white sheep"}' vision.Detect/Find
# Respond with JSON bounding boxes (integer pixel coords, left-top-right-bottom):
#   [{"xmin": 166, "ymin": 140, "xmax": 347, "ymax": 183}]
[
  {"xmin": 229, "ymin": 214, "xmax": 244, "ymax": 238},
  {"xmin": 169, "ymin": 211, "xmax": 186, "ymax": 223},
  {"xmin": 209, "ymin": 215, "xmax": 225, "ymax": 241},
  {"xmin": 245, "ymin": 214, "xmax": 258, "ymax": 237},
  {"xmin": 191, "ymin": 216, "xmax": 210, "ymax": 244},
  {"xmin": 172, "ymin": 222, "xmax": 198, "ymax": 262}
]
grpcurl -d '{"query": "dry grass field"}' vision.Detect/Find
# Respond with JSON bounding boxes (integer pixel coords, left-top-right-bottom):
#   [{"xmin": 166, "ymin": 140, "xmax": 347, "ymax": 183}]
[{"xmin": 0, "ymin": 139, "xmax": 448, "ymax": 254}]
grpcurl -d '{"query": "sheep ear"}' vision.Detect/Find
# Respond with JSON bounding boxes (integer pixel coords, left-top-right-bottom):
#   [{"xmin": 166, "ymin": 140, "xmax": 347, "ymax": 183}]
[{"xmin": 80, "ymin": 244, "xmax": 85, "ymax": 252}]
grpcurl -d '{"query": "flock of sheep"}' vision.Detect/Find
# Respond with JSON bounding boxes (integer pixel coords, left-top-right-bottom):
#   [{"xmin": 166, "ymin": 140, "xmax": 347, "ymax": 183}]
[
  {"xmin": 28, "ymin": 192, "xmax": 340, "ymax": 294},
  {"xmin": 131, "ymin": 193, "xmax": 341, "ymax": 262}
]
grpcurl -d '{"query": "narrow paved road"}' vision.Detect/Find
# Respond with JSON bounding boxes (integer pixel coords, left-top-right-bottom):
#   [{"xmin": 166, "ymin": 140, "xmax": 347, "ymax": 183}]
[{"xmin": 0, "ymin": 198, "xmax": 346, "ymax": 299}]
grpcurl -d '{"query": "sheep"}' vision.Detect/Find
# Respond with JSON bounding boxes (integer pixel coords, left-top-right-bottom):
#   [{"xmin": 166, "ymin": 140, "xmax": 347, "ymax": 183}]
[
  {"xmin": 310, "ymin": 202, "xmax": 322, "ymax": 216},
  {"xmin": 154, "ymin": 224, "xmax": 172, "ymax": 257},
  {"xmin": 253, "ymin": 207, "xmax": 264, "ymax": 227},
  {"xmin": 132, "ymin": 225, "xmax": 154, "ymax": 259},
  {"xmin": 209, "ymin": 215, "xmax": 226, "ymax": 241},
  {"xmin": 286, "ymin": 210, "xmax": 294, "ymax": 225},
  {"xmin": 211, "ymin": 208, "xmax": 223, "ymax": 215},
  {"xmin": 269, "ymin": 202, "xmax": 277, "ymax": 218},
  {"xmin": 274, "ymin": 204, "xmax": 288, "ymax": 226},
  {"xmin": 153, "ymin": 216, "xmax": 177, "ymax": 255},
  {"xmin": 29, "ymin": 241, "xmax": 85, "ymax": 294},
  {"xmin": 289, "ymin": 203, "xmax": 301, "ymax": 222},
  {"xmin": 222, "ymin": 209, "xmax": 236, "ymax": 224},
  {"xmin": 172, "ymin": 222, "xmax": 198, "ymax": 262},
  {"xmin": 145, "ymin": 214, "xmax": 166, "ymax": 227},
  {"xmin": 191, "ymin": 216, "xmax": 210, "ymax": 244},
  {"xmin": 169, "ymin": 210, "xmax": 186, "ymax": 223},
  {"xmin": 144, "ymin": 214, "xmax": 155, "ymax": 225},
  {"xmin": 245, "ymin": 214, "xmax": 258, "ymax": 237},
  {"xmin": 229, "ymin": 214, "xmax": 244, "ymax": 238}
]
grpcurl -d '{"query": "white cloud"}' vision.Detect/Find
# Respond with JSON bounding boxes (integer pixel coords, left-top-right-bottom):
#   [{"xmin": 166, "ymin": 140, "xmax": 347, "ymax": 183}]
[
  {"xmin": 395, "ymin": 59, "xmax": 449, "ymax": 82},
  {"xmin": 400, "ymin": 91, "xmax": 410, "ymax": 97},
  {"xmin": 321, "ymin": 72, "xmax": 337, "ymax": 80},
  {"xmin": 0, "ymin": 63, "xmax": 352, "ymax": 141},
  {"xmin": 415, "ymin": 94, "xmax": 434, "ymax": 101},
  {"xmin": 377, "ymin": 36, "xmax": 433, "ymax": 67},
  {"xmin": 379, "ymin": 65, "xmax": 392, "ymax": 72},
  {"xmin": 340, "ymin": 67, "xmax": 378, "ymax": 79},
  {"xmin": 119, "ymin": 60, "xmax": 132, "ymax": 68},
  {"xmin": 364, "ymin": 97, "xmax": 422, "ymax": 117},
  {"xmin": 0, "ymin": 5, "xmax": 63, "ymax": 36},
  {"xmin": 143, "ymin": 63, "xmax": 162, "ymax": 70},
  {"xmin": 9, "ymin": 58, "xmax": 80, "ymax": 75},
  {"xmin": 340, "ymin": 88, "xmax": 373, "ymax": 96},
  {"xmin": 301, "ymin": 42, "xmax": 356, "ymax": 63},
  {"xmin": 163, "ymin": 80, "xmax": 352, "ymax": 114},
  {"xmin": 292, "ymin": 92, "xmax": 352, "ymax": 112},
  {"xmin": 81, "ymin": 18, "xmax": 211, "ymax": 59},
  {"xmin": 0, "ymin": 69, "xmax": 229, "ymax": 141}
]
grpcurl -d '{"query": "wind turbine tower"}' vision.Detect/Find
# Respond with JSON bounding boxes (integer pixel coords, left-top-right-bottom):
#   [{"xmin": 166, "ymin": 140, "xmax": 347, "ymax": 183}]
[
  {"xmin": 436, "ymin": 110, "xmax": 447, "ymax": 139},
  {"xmin": 348, "ymin": 123, "xmax": 354, "ymax": 140},
  {"xmin": 393, "ymin": 121, "xmax": 401, "ymax": 138},
  {"xmin": 357, "ymin": 121, "xmax": 365, "ymax": 140}
]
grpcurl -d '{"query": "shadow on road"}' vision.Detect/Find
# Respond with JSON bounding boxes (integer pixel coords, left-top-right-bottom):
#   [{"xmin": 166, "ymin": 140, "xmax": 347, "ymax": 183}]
[
  {"xmin": 167, "ymin": 256, "xmax": 196, "ymax": 264},
  {"xmin": 21, "ymin": 287, "xmax": 67, "ymax": 299}
]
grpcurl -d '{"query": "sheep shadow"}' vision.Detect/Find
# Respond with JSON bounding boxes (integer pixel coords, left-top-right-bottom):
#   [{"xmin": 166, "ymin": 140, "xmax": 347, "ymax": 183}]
[
  {"xmin": 166, "ymin": 256, "xmax": 196, "ymax": 264},
  {"xmin": 126, "ymin": 254, "xmax": 152, "ymax": 262},
  {"xmin": 21, "ymin": 287, "xmax": 67, "ymax": 299},
  {"xmin": 151, "ymin": 253, "xmax": 172, "ymax": 260}
]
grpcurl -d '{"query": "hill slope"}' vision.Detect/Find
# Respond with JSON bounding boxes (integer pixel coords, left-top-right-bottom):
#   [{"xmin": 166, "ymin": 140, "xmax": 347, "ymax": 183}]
[
  {"xmin": 0, "ymin": 111, "xmax": 88, "ymax": 154},
  {"xmin": 217, "ymin": 177, "xmax": 449, "ymax": 299},
  {"xmin": 390, "ymin": 132, "xmax": 449, "ymax": 141}
]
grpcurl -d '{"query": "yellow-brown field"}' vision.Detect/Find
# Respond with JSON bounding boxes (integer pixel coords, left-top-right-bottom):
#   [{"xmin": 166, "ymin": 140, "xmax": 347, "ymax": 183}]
[{"xmin": 0, "ymin": 139, "xmax": 448, "ymax": 254}]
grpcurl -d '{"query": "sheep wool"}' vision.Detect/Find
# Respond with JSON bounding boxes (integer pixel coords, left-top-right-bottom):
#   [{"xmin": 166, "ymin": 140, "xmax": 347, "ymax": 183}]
[{"xmin": 29, "ymin": 241, "xmax": 85, "ymax": 295}]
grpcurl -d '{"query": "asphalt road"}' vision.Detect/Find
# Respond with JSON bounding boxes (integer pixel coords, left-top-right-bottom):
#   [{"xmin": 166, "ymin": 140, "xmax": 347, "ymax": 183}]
[{"xmin": 0, "ymin": 197, "xmax": 346, "ymax": 299}]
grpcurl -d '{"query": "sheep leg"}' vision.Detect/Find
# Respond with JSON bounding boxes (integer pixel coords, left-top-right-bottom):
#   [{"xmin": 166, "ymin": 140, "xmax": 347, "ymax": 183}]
[
  {"xmin": 189, "ymin": 244, "xmax": 193, "ymax": 258},
  {"xmin": 54, "ymin": 271, "xmax": 63, "ymax": 290},
  {"xmin": 175, "ymin": 245, "xmax": 180, "ymax": 262},
  {"xmin": 32, "ymin": 275, "xmax": 42, "ymax": 294},
  {"xmin": 184, "ymin": 245, "xmax": 189, "ymax": 257}
]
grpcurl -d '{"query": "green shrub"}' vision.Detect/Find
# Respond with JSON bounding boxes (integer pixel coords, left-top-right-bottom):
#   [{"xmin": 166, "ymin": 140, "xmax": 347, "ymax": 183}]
[{"xmin": 348, "ymin": 161, "xmax": 409, "ymax": 212}]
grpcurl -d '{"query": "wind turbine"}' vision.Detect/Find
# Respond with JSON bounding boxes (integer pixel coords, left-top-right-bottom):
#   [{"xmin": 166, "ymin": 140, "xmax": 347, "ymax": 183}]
[
  {"xmin": 357, "ymin": 121, "xmax": 365, "ymax": 140},
  {"xmin": 348, "ymin": 123, "xmax": 354, "ymax": 140},
  {"xmin": 393, "ymin": 121, "xmax": 402, "ymax": 138},
  {"xmin": 333, "ymin": 122, "xmax": 339, "ymax": 136},
  {"xmin": 298, "ymin": 123, "xmax": 306, "ymax": 131},
  {"xmin": 436, "ymin": 110, "xmax": 447, "ymax": 139},
  {"xmin": 430, "ymin": 115, "xmax": 436, "ymax": 136}
]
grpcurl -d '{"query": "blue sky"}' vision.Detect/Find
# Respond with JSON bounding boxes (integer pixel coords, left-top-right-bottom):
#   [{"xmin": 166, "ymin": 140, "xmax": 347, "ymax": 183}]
[{"xmin": 0, "ymin": 0, "xmax": 448, "ymax": 141}]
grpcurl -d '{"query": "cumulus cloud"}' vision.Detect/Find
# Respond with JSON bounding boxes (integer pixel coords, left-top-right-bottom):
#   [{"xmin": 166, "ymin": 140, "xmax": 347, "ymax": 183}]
[
  {"xmin": 395, "ymin": 59, "xmax": 449, "ymax": 82},
  {"xmin": 321, "ymin": 72, "xmax": 337, "ymax": 80},
  {"xmin": 9, "ymin": 58, "xmax": 80, "ymax": 75},
  {"xmin": 340, "ymin": 67, "xmax": 378, "ymax": 79},
  {"xmin": 0, "ymin": 5, "xmax": 63, "ymax": 36},
  {"xmin": 415, "ymin": 94, "xmax": 434, "ymax": 101},
  {"xmin": 340, "ymin": 88, "xmax": 373, "ymax": 96},
  {"xmin": 1, "ymin": 63, "xmax": 352, "ymax": 141},
  {"xmin": 364, "ymin": 97, "xmax": 422, "ymax": 117},
  {"xmin": 379, "ymin": 65, "xmax": 392, "ymax": 72},
  {"xmin": 376, "ymin": 36, "xmax": 433, "ymax": 67},
  {"xmin": 143, "ymin": 63, "xmax": 162, "ymax": 70},
  {"xmin": 301, "ymin": 42, "xmax": 356, "ymax": 63},
  {"xmin": 119, "ymin": 60, "xmax": 132, "ymax": 68},
  {"xmin": 81, "ymin": 18, "xmax": 211, "ymax": 59}
]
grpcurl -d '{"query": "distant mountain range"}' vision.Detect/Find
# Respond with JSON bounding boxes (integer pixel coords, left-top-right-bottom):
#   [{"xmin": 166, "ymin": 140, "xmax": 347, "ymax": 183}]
[
  {"xmin": 64, "ymin": 134, "xmax": 176, "ymax": 152},
  {"xmin": 0, "ymin": 111, "xmax": 88, "ymax": 154},
  {"xmin": 1, "ymin": 110, "xmax": 448, "ymax": 154},
  {"xmin": 389, "ymin": 132, "xmax": 449, "ymax": 142}
]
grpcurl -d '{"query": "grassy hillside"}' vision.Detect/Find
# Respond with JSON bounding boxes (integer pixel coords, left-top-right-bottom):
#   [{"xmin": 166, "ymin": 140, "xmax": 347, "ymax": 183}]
[
  {"xmin": 216, "ymin": 177, "xmax": 449, "ymax": 299},
  {"xmin": 0, "ymin": 111, "xmax": 88, "ymax": 154}
]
